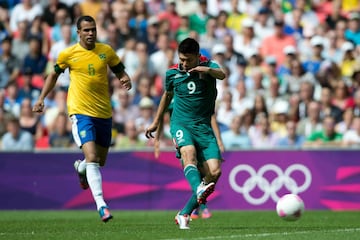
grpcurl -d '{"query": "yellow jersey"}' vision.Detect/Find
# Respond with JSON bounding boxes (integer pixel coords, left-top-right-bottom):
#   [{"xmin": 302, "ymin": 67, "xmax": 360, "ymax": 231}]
[{"xmin": 56, "ymin": 42, "xmax": 121, "ymax": 118}]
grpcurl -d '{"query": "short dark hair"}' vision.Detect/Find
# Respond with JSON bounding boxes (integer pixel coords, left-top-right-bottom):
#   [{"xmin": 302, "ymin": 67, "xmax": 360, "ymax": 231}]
[
  {"xmin": 76, "ymin": 15, "xmax": 95, "ymax": 30},
  {"xmin": 178, "ymin": 38, "xmax": 199, "ymax": 55}
]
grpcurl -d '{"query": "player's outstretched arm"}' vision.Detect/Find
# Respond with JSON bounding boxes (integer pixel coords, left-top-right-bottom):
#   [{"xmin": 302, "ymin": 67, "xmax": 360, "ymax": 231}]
[
  {"xmin": 32, "ymin": 71, "xmax": 59, "ymax": 113},
  {"xmin": 145, "ymin": 91, "xmax": 173, "ymax": 139},
  {"xmin": 188, "ymin": 66, "xmax": 226, "ymax": 80}
]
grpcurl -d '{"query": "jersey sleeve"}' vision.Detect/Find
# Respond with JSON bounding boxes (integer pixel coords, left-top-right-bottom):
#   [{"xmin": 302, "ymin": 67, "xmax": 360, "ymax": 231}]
[
  {"xmin": 107, "ymin": 46, "xmax": 121, "ymax": 68},
  {"xmin": 165, "ymin": 70, "xmax": 174, "ymax": 92},
  {"xmin": 55, "ymin": 50, "xmax": 69, "ymax": 74}
]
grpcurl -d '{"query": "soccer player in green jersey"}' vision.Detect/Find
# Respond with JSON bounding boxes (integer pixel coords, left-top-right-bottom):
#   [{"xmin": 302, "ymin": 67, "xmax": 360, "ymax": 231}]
[
  {"xmin": 146, "ymin": 37, "xmax": 226, "ymax": 229},
  {"xmin": 33, "ymin": 16, "xmax": 132, "ymax": 222}
]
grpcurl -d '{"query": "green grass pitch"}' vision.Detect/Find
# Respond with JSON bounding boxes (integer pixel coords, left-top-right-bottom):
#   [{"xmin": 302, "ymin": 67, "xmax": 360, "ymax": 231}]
[{"xmin": 0, "ymin": 210, "xmax": 359, "ymax": 240}]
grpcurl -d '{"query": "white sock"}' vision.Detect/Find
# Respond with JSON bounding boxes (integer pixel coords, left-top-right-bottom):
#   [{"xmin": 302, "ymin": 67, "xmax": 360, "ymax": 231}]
[
  {"xmin": 86, "ymin": 163, "xmax": 107, "ymax": 210},
  {"xmin": 77, "ymin": 159, "xmax": 86, "ymax": 174}
]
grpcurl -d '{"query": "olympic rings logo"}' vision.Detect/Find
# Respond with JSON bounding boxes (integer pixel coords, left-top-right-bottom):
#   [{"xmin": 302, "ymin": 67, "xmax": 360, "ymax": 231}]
[{"xmin": 229, "ymin": 164, "xmax": 312, "ymax": 205}]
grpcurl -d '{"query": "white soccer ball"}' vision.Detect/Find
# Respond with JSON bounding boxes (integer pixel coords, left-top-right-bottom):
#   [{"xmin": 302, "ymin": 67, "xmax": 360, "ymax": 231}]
[{"xmin": 276, "ymin": 194, "xmax": 305, "ymax": 221}]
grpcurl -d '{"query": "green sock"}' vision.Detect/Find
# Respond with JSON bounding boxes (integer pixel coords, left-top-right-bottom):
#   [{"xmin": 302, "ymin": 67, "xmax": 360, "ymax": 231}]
[
  {"xmin": 180, "ymin": 194, "xmax": 198, "ymax": 215},
  {"xmin": 184, "ymin": 164, "xmax": 201, "ymax": 194}
]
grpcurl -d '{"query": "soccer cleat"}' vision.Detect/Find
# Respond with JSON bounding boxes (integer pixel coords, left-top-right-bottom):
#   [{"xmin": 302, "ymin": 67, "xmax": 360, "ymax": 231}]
[
  {"xmin": 174, "ymin": 212, "xmax": 190, "ymax": 230},
  {"xmin": 201, "ymin": 208, "xmax": 212, "ymax": 219},
  {"xmin": 99, "ymin": 206, "xmax": 113, "ymax": 223},
  {"xmin": 196, "ymin": 182, "xmax": 215, "ymax": 204},
  {"xmin": 73, "ymin": 160, "xmax": 89, "ymax": 190},
  {"xmin": 190, "ymin": 208, "xmax": 200, "ymax": 220}
]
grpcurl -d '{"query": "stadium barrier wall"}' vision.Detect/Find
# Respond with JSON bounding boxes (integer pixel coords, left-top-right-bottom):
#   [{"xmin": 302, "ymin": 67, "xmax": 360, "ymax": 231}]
[{"xmin": 0, "ymin": 150, "xmax": 359, "ymax": 210}]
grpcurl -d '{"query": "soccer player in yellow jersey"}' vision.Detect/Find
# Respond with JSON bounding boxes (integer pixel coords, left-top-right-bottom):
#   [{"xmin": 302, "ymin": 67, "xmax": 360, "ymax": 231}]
[{"xmin": 33, "ymin": 15, "xmax": 132, "ymax": 222}]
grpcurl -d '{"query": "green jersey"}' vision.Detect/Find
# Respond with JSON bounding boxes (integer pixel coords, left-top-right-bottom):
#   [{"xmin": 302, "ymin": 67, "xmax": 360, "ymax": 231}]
[{"xmin": 165, "ymin": 57, "xmax": 219, "ymax": 125}]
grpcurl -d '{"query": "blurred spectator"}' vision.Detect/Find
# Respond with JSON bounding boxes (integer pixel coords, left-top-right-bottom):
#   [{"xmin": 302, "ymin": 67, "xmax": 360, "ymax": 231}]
[
  {"xmin": 296, "ymin": 81, "xmax": 316, "ymax": 120},
  {"xmin": 50, "ymin": 7, "xmax": 77, "ymax": 44},
  {"xmin": 114, "ymin": 120, "xmax": 146, "ymax": 150},
  {"xmin": 17, "ymin": 68, "xmax": 41, "ymax": 101},
  {"xmin": 135, "ymin": 96, "xmax": 155, "ymax": 142},
  {"xmin": 340, "ymin": 41, "xmax": 357, "ymax": 81},
  {"xmin": 95, "ymin": 7, "xmax": 110, "ymax": 43},
  {"xmin": 149, "ymin": 33, "xmax": 174, "ymax": 84},
  {"xmin": 176, "ymin": 0, "xmax": 198, "ymax": 18},
  {"xmin": 41, "ymin": 0, "xmax": 68, "ymax": 27},
  {"xmin": 106, "ymin": 22, "xmax": 122, "ymax": 50},
  {"xmin": 1, "ymin": 115, "xmax": 34, "ymax": 151},
  {"xmin": 49, "ymin": 111, "xmax": 75, "ymax": 148},
  {"xmin": 0, "ymin": 36, "xmax": 20, "ymax": 85},
  {"xmin": 157, "ymin": 0, "xmax": 180, "ymax": 36},
  {"xmin": 198, "ymin": 17, "xmax": 221, "ymax": 56},
  {"xmin": 232, "ymin": 79, "xmax": 253, "ymax": 116},
  {"xmin": 132, "ymin": 76, "xmax": 159, "ymax": 106},
  {"xmin": 233, "ymin": 17, "xmax": 261, "ymax": 60},
  {"xmin": 297, "ymin": 100, "xmax": 323, "ymax": 138},
  {"xmin": 221, "ymin": 115, "xmax": 251, "ymax": 150},
  {"xmin": 9, "ymin": 0, "xmax": 43, "ymax": 33},
  {"xmin": 43, "ymin": 88, "xmax": 67, "ymax": 129},
  {"xmin": 0, "ymin": 90, "xmax": 12, "ymax": 137},
  {"xmin": 254, "ymin": 7, "xmax": 274, "ymax": 41},
  {"xmin": 336, "ymin": 107, "xmax": 354, "ymax": 134},
  {"xmin": 47, "ymin": 23, "xmax": 76, "ymax": 89},
  {"xmin": 302, "ymin": 35, "xmax": 325, "ymax": 75},
  {"xmin": 18, "ymin": 97, "xmax": 43, "ymax": 141},
  {"xmin": 342, "ymin": 116, "xmax": 360, "ymax": 147},
  {"xmin": 260, "ymin": 19, "xmax": 296, "ymax": 66},
  {"xmin": 188, "ymin": 0, "xmax": 208, "ymax": 35},
  {"xmin": 28, "ymin": 15, "xmax": 49, "ymax": 55},
  {"xmin": 11, "ymin": 20, "xmax": 30, "ymax": 61},
  {"xmin": 264, "ymin": 76, "xmax": 288, "ymax": 112},
  {"xmin": 324, "ymin": 1, "xmax": 347, "ymax": 30},
  {"xmin": 142, "ymin": 15, "xmax": 159, "ymax": 54},
  {"xmin": 79, "ymin": 0, "xmax": 101, "ymax": 20},
  {"xmin": 128, "ymin": 0, "xmax": 149, "ymax": 41},
  {"xmin": 319, "ymin": 86, "xmax": 343, "ymax": 123},
  {"xmin": 116, "ymin": 37, "xmax": 138, "ymax": 80},
  {"xmin": 175, "ymin": 15, "xmax": 191, "ymax": 44},
  {"xmin": 111, "ymin": 0, "xmax": 131, "ymax": 20},
  {"xmin": 21, "ymin": 36, "xmax": 47, "ymax": 77},
  {"xmin": 3, "ymin": 81, "xmax": 21, "ymax": 117},
  {"xmin": 276, "ymin": 120, "xmax": 305, "ymax": 148},
  {"xmin": 146, "ymin": 0, "xmax": 166, "ymax": 17},
  {"xmin": 331, "ymin": 80, "xmax": 355, "ymax": 111},
  {"xmin": 303, "ymin": 115, "xmax": 343, "ymax": 148},
  {"xmin": 216, "ymin": 90, "xmax": 236, "ymax": 130},
  {"xmin": 352, "ymin": 89, "xmax": 360, "ymax": 117},
  {"xmin": 214, "ymin": 10, "xmax": 234, "ymax": 39},
  {"xmin": 270, "ymin": 100, "xmax": 290, "ymax": 138},
  {"xmin": 112, "ymin": 89, "xmax": 140, "ymax": 135},
  {"xmin": 283, "ymin": 58, "xmax": 317, "ymax": 96},
  {"xmin": 248, "ymin": 112, "xmax": 280, "ymax": 149},
  {"xmin": 344, "ymin": 12, "xmax": 360, "ymax": 46},
  {"xmin": 206, "ymin": 0, "xmax": 232, "ymax": 17}
]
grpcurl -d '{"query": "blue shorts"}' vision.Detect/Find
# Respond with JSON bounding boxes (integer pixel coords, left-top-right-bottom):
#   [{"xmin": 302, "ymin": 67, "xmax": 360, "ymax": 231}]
[{"xmin": 70, "ymin": 114, "xmax": 112, "ymax": 148}]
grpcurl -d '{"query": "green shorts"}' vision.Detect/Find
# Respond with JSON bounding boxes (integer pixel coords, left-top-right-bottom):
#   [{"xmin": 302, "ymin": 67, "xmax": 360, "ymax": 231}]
[{"xmin": 170, "ymin": 122, "xmax": 222, "ymax": 164}]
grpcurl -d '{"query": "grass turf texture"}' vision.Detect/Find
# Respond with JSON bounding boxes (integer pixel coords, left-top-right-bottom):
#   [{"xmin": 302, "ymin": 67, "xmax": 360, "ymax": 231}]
[{"xmin": 0, "ymin": 210, "xmax": 359, "ymax": 240}]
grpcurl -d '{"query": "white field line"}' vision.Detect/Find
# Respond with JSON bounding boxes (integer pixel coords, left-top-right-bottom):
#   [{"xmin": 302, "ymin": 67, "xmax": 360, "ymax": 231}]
[{"xmin": 163, "ymin": 227, "xmax": 360, "ymax": 240}]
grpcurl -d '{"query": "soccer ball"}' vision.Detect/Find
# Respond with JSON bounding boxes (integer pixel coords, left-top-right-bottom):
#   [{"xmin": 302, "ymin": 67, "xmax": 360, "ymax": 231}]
[{"xmin": 276, "ymin": 194, "xmax": 305, "ymax": 221}]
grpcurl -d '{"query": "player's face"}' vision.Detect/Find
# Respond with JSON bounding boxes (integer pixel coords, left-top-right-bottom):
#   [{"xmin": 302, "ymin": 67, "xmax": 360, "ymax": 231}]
[
  {"xmin": 178, "ymin": 53, "xmax": 200, "ymax": 71},
  {"xmin": 78, "ymin": 20, "xmax": 97, "ymax": 49}
]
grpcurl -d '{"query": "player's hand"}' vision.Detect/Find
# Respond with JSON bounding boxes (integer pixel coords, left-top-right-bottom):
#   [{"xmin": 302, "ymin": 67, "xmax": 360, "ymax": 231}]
[
  {"xmin": 145, "ymin": 123, "xmax": 157, "ymax": 139},
  {"xmin": 120, "ymin": 77, "xmax": 132, "ymax": 90},
  {"xmin": 32, "ymin": 99, "xmax": 45, "ymax": 113}
]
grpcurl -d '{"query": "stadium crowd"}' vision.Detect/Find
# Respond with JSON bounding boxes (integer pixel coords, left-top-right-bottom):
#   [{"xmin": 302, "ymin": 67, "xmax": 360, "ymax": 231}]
[{"xmin": 0, "ymin": 0, "xmax": 360, "ymax": 151}]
